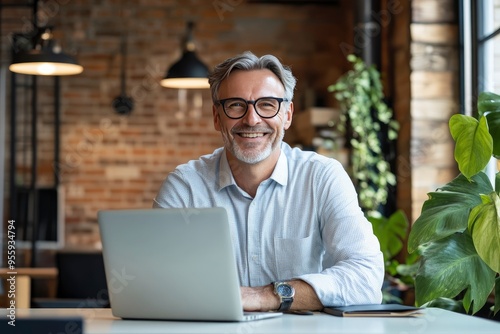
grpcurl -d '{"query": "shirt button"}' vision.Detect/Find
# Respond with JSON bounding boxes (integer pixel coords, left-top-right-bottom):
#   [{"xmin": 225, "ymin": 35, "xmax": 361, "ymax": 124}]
[{"xmin": 251, "ymin": 255, "xmax": 258, "ymax": 262}]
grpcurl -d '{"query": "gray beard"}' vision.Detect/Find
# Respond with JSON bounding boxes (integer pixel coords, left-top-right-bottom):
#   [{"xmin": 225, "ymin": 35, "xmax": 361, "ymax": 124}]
[
  {"xmin": 225, "ymin": 126, "xmax": 285, "ymax": 165},
  {"xmin": 232, "ymin": 141, "xmax": 273, "ymax": 164}
]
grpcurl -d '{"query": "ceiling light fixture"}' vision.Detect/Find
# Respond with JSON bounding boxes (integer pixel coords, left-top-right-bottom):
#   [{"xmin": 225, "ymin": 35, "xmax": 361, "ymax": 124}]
[
  {"xmin": 9, "ymin": 26, "xmax": 83, "ymax": 76},
  {"xmin": 160, "ymin": 22, "xmax": 209, "ymax": 89}
]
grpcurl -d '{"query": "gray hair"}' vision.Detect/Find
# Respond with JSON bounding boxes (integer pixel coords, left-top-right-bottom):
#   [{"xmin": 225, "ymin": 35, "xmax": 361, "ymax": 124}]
[{"xmin": 208, "ymin": 51, "xmax": 297, "ymax": 103}]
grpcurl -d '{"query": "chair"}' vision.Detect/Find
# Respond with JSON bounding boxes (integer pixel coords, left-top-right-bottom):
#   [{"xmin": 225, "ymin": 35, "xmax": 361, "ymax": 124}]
[{"xmin": 32, "ymin": 250, "xmax": 109, "ymax": 308}]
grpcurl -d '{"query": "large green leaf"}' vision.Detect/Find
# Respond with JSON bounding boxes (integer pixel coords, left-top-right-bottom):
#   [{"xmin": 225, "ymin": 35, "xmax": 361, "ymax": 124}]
[
  {"xmin": 468, "ymin": 192, "xmax": 500, "ymax": 273},
  {"xmin": 368, "ymin": 210, "xmax": 408, "ymax": 263},
  {"xmin": 408, "ymin": 173, "xmax": 493, "ymax": 253},
  {"xmin": 478, "ymin": 92, "xmax": 500, "ymax": 157},
  {"xmin": 422, "ymin": 298, "xmax": 465, "ymax": 313},
  {"xmin": 414, "ymin": 233, "xmax": 496, "ymax": 314},
  {"xmin": 478, "ymin": 91, "xmax": 500, "ymax": 116},
  {"xmin": 485, "ymin": 112, "xmax": 500, "ymax": 158},
  {"xmin": 449, "ymin": 114, "xmax": 493, "ymax": 179}
]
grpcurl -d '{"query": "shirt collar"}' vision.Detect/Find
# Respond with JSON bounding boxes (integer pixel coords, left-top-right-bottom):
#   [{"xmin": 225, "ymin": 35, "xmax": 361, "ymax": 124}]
[
  {"xmin": 218, "ymin": 151, "xmax": 236, "ymax": 190},
  {"xmin": 269, "ymin": 149, "xmax": 288, "ymax": 186},
  {"xmin": 217, "ymin": 146, "xmax": 289, "ymax": 190}
]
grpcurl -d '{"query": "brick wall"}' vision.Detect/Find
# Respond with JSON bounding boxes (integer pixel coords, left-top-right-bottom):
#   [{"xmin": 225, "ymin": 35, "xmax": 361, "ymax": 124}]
[
  {"xmin": 2, "ymin": 0, "xmax": 356, "ymax": 248},
  {"xmin": 409, "ymin": 0, "xmax": 459, "ymax": 221},
  {"xmin": 1, "ymin": 0, "xmax": 461, "ymax": 251}
]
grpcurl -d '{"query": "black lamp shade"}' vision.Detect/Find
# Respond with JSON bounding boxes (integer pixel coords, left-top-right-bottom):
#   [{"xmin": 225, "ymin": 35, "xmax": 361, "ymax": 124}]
[
  {"xmin": 161, "ymin": 51, "xmax": 209, "ymax": 89},
  {"xmin": 10, "ymin": 49, "xmax": 84, "ymax": 76}
]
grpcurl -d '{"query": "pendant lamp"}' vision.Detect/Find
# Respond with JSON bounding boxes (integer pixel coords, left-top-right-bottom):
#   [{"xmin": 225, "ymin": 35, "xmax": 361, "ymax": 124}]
[
  {"xmin": 9, "ymin": 26, "xmax": 83, "ymax": 76},
  {"xmin": 161, "ymin": 22, "xmax": 209, "ymax": 89}
]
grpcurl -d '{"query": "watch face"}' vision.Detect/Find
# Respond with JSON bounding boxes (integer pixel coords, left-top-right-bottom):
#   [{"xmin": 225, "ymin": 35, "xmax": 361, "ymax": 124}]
[{"xmin": 277, "ymin": 284, "xmax": 294, "ymax": 297}]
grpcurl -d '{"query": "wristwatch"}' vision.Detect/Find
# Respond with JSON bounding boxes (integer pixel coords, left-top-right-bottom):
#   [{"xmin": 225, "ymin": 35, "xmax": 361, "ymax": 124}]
[{"xmin": 273, "ymin": 281, "xmax": 295, "ymax": 312}]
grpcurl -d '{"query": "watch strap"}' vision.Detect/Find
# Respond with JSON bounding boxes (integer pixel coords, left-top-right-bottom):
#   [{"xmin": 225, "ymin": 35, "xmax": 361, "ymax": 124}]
[
  {"xmin": 277, "ymin": 296, "xmax": 293, "ymax": 312},
  {"xmin": 273, "ymin": 281, "xmax": 295, "ymax": 312}
]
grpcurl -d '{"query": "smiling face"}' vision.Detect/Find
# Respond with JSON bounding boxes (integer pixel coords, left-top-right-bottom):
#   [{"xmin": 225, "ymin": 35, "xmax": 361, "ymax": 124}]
[{"xmin": 213, "ymin": 69, "xmax": 293, "ymax": 165}]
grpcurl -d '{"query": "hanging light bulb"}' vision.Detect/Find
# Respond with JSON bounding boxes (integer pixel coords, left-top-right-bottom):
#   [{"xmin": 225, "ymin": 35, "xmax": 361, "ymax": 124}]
[
  {"xmin": 161, "ymin": 22, "xmax": 209, "ymax": 89},
  {"xmin": 9, "ymin": 27, "xmax": 83, "ymax": 76}
]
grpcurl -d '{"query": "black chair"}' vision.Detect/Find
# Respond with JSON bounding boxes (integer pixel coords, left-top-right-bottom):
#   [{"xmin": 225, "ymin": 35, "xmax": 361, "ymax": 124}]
[{"xmin": 32, "ymin": 250, "xmax": 109, "ymax": 308}]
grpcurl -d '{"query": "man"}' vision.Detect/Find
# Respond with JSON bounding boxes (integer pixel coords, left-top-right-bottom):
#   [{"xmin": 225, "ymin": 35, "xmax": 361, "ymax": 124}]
[{"xmin": 153, "ymin": 51, "xmax": 384, "ymax": 312}]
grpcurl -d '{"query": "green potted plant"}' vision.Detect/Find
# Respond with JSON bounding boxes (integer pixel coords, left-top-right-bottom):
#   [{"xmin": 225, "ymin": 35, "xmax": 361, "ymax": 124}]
[
  {"xmin": 368, "ymin": 209, "xmax": 419, "ymax": 304},
  {"xmin": 328, "ymin": 54, "xmax": 399, "ymax": 215},
  {"xmin": 329, "ymin": 55, "xmax": 415, "ymax": 304},
  {"xmin": 408, "ymin": 92, "xmax": 500, "ymax": 317}
]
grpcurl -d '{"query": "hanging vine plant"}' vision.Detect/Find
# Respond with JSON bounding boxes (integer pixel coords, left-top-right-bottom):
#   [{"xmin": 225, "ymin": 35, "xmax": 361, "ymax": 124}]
[{"xmin": 328, "ymin": 54, "xmax": 399, "ymax": 214}]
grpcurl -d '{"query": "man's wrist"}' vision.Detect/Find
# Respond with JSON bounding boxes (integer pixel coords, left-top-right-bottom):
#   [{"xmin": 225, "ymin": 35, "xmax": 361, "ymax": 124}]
[{"xmin": 272, "ymin": 281, "xmax": 295, "ymax": 312}]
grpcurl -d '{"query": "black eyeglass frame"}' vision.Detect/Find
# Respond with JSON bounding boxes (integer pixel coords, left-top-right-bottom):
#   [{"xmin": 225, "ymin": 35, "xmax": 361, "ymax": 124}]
[{"xmin": 216, "ymin": 96, "xmax": 290, "ymax": 119}]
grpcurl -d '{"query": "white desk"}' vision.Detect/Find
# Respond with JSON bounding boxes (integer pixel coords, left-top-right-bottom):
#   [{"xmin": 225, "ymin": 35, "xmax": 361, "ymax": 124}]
[{"xmin": 2, "ymin": 307, "xmax": 499, "ymax": 333}]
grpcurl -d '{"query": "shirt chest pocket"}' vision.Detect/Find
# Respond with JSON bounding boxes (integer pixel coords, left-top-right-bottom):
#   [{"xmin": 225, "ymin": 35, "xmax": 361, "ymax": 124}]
[{"xmin": 273, "ymin": 234, "xmax": 322, "ymax": 279}]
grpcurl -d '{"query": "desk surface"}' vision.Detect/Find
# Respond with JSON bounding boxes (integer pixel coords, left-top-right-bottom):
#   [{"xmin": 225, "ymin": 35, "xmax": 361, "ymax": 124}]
[{"xmin": 2, "ymin": 307, "xmax": 499, "ymax": 333}]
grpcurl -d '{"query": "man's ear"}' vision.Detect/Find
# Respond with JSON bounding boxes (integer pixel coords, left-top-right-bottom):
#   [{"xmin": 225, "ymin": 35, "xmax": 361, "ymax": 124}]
[
  {"xmin": 284, "ymin": 102, "xmax": 294, "ymax": 130},
  {"xmin": 213, "ymin": 104, "xmax": 221, "ymax": 132}
]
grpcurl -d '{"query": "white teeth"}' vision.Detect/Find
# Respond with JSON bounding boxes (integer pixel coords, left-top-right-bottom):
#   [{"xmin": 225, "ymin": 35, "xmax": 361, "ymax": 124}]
[{"xmin": 240, "ymin": 133, "xmax": 264, "ymax": 138}]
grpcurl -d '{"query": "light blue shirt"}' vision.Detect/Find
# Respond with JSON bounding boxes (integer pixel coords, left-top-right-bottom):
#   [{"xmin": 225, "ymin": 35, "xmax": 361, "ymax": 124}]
[{"xmin": 153, "ymin": 143, "xmax": 384, "ymax": 306}]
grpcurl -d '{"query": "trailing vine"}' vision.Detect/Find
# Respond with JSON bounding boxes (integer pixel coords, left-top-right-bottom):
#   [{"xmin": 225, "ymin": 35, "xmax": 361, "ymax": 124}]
[{"xmin": 328, "ymin": 54, "xmax": 399, "ymax": 214}]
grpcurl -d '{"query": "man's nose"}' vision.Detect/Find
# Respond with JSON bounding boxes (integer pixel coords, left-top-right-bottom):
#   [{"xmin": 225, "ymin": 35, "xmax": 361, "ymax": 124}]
[{"xmin": 242, "ymin": 103, "xmax": 261, "ymax": 125}]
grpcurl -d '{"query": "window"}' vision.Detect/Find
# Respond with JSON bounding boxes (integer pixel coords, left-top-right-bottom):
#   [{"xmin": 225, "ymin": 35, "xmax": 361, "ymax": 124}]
[
  {"xmin": 461, "ymin": 0, "xmax": 500, "ymax": 181},
  {"xmin": 478, "ymin": 0, "xmax": 500, "ymax": 94}
]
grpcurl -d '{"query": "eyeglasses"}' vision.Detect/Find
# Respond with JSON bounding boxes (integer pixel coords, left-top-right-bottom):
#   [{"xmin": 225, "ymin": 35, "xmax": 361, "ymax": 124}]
[{"xmin": 216, "ymin": 97, "xmax": 289, "ymax": 119}]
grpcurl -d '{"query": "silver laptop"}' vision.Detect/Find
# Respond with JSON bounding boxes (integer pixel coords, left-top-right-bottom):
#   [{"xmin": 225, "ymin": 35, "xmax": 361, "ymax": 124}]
[{"xmin": 98, "ymin": 207, "xmax": 282, "ymax": 322}]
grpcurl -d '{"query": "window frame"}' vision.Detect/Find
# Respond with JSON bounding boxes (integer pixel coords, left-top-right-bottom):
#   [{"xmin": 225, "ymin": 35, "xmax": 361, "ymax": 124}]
[{"xmin": 460, "ymin": 0, "xmax": 499, "ymax": 180}]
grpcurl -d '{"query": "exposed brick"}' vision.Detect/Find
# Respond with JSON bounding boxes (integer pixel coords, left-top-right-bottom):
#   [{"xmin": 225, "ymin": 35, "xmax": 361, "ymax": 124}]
[
  {"xmin": 410, "ymin": 23, "xmax": 459, "ymax": 45},
  {"xmin": 2, "ymin": 0, "xmax": 458, "ymax": 245},
  {"xmin": 412, "ymin": 0, "xmax": 457, "ymax": 23},
  {"xmin": 411, "ymin": 99, "xmax": 458, "ymax": 120},
  {"xmin": 4, "ymin": 1, "xmax": 349, "ymax": 234},
  {"xmin": 411, "ymin": 71, "xmax": 456, "ymax": 99}
]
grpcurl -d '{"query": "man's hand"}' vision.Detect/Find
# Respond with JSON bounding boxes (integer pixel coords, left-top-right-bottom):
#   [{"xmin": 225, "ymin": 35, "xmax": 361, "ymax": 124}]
[
  {"xmin": 240, "ymin": 280, "xmax": 323, "ymax": 312},
  {"xmin": 240, "ymin": 285, "xmax": 278, "ymax": 311}
]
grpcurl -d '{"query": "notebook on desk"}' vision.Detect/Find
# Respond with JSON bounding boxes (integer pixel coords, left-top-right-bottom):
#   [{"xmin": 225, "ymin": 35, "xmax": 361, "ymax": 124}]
[
  {"xmin": 98, "ymin": 207, "xmax": 282, "ymax": 322},
  {"xmin": 323, "ymin": 304, "xmax": 423, "ymax": 317}
]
